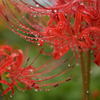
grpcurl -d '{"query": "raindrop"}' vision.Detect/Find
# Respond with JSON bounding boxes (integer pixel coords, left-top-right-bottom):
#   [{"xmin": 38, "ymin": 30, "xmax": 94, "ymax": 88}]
[
  {"xmin": 68, "ymin": 64, "xmax": 71, "ymax": 67},
  {"xmin": 46, "ymin": 10, "xmax": 51, "ymax": 13},
  {"xmin": 35, "ymin": 39, "xmax": 38, "ymax": 41},
  {"xmin": 22, "ymin": 90, "xmax": 25, "ymax": 92},
  {"xmin": 34, "ymin": 89, "xmax": 38, "ymax": 92},
  {"xmin": 86, "ymin": 91, "xmax": 89, "ymax": 94},
  {"xmin": 54, "ymin": 10, "xmax": 57, "ymax": 13},
  {"xmin": 7, "ymin": 66, "xmax": 11, "ymax": 70},
  {"xmin": 30, "ymin": 6, "xmax": 33, "ymax": 9},
  {"xmin": 76, "ymin": 63, "xmax": 79, "ymax": 66},
  {"xmin": 46, "ymin": 89, "xmax": 50, "ymax": 92},
  {"xmin": 37, "ymin": 43, "xmax": 40, "ymax": 46},
  {"xmin": 59, "ymin": 52, "xmax": 63, "ymax": 56},
  {"xmin": 33, "ymin": 15, "xmax": 37, "ymax": 17},
  {"xmin": 39, "ymin": 89, "xmax": 42, "ymax": 91},
  {"xmin": 90, "ymin": 70, "xmax": 93, "ymax": 74},
  {"xmin": 29, "ymin": 69, "xmax": 33, "ymax": 72},
  {"xmin": 38, "ymin": 78, "xmax": 42, "ymax": 80},
  {"xmin": 48, "ymin": 29, "xmax": 52, "ymax": 33},
  {"xmin": 10, "ymin": 95, "xmax": 13, "ymax": 98},
  {"xmin": 12, "ymin": 25, "xmax": 14, "ymax": 27},
  {"xmin": 36, "ymin": 4, "xmax": 39, "ymax": 7}
]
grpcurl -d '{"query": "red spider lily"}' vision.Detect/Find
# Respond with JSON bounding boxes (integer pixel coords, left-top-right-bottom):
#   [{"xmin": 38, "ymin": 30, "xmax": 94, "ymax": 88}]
[
  {"xmin": 0, "ymin": 0, "xmax": 100, "ymax": 63},
  {"xmin": 0, "ymin": 0, "xmax": 83, "ymax": 59},
  {"xmin": 11, "ymin": 0, "xmax": 80, "ymax": 14},
  {"xmin": 0, "ymin": 45, "xmax": 72, "ymax": 95},
  {"xmin": 75, "ymin": 0, "xmax": 100, "ymax": 65}
]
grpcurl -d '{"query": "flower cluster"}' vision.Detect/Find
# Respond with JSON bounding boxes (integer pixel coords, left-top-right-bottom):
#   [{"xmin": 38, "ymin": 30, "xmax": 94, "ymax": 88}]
[
  {"xmin": 0, "ymin": 45, "xmax": 72, "ymax": 95},
  {"xmin": 0, "ymin": 0, "xmax": 100, "ymax": 65}
]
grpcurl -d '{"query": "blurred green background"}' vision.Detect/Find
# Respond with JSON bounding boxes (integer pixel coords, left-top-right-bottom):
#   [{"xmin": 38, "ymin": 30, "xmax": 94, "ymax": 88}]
[{"xmin": 0, "ymin": 16, "xmax": 100, "ymax": 100}]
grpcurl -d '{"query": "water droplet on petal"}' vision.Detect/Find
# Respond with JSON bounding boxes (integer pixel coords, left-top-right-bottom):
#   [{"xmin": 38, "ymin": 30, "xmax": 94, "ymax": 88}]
[
  {"xmin": 7, "ymin": 66, "xmax": 11, "ymax": 70},
  {"xmin": 30, "ymin": 69, "xmax": 33, "ymax": 72},
  {"xmin": 30, "ymin": 6, "xmax": 33, "ymax": 9},
  {"xmin": 54, "ymin": 10, "xmax": 57, "ymax": 13},
  {"xmin": 76, "ymin": 63, "xmax": 79, "ymax": 66},
  {"xmin": 36, "ymin": 4, "xmax": 39, "ymax": 7}
]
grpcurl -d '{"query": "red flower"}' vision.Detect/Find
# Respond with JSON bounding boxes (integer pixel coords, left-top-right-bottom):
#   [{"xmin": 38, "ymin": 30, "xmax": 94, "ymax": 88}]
[
  {"xmin": 0, "ymin": 0, "xmax": 83, "ymax": 59},
  {"xmin": 0, "ymin": 0, "xmax": 100, "ymax": 64},
  {"xmin": 76, "ymin": 0, "xmax": 100, "ymax": 65},
  {"xmin": 0, "ymin": 45, "xmax": 72, "ymax": 95}
]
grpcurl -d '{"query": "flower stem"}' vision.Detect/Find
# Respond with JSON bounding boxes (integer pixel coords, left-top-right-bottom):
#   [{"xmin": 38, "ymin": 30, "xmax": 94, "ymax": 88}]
[
  {"xmin": 80, "ymin": 50, "xmax": 91, "ymax": 100},
  {"xmin": 0, "ymin": 77, "xmax": 10, "ymax": 100}
]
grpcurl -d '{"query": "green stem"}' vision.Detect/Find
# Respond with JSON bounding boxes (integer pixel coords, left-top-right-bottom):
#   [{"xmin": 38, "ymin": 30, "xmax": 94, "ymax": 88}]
[
  {"xmin": 80, "ymin": 50, "xmax": 91, "ymax": 100},
  {"xmin": 0, "ymin": 77, "xmax": 4, "ymax": 92},
  {"xmin": 0, "ymin": 77, "xmax": 10, "ymax": 100}
]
